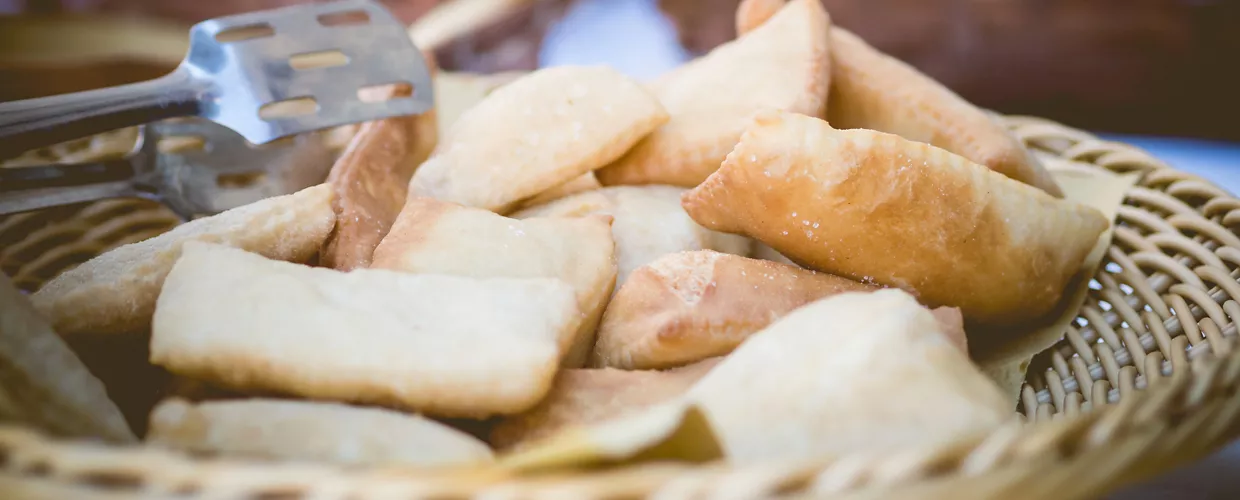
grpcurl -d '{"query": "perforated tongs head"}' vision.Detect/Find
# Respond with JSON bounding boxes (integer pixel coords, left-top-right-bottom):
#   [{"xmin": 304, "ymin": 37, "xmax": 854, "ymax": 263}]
[
  {"xmin": 0, "ymin": 0, "xmax": 434, "ymax": 158},
  {"xmin": 0, "ymin": 120, "xmax": 335, "ymax": 220}
]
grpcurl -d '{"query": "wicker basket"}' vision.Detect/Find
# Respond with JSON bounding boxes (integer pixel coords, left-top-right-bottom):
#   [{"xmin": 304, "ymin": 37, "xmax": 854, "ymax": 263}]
[{"xmin": 1, "ymin": 115, "xmax": 1238, "ymax": 499}]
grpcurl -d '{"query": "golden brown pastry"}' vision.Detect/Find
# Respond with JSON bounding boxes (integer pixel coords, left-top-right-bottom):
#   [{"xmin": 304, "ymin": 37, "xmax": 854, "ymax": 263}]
[
  {"xmin": 685, "ymin": 289, "xmax": 1013, "ymax": 464},
  {"xmin": 150, "ymin": 242, "xmax": 580, "ymax": 418},
  {"xmin": 827, "ymin": 27, "xmax": 1063, "ymax": 197},
  {"xmin": 513, "ymin": 185, "xmax": 751, "ymax": 294},
  {"xmin": 591, "ymin": 250, "xmax": 876, "ymax": 369},
  {"xmin": 491, "ymin": 358, "xmax": 721, "ymax": 451},
  {"xmin": 409, "ymin": 66, "xmax": 668, "ymax": 213},
  {"xmin": 681, "ymin": 110, "xmax": 1108, "ymax": 325},
  {"xmin": 32, "ymin": 184, "xmax": 336, "ymax": 336},
  {"xmin": 148, "ymin": 398, "xmax": 493, "ymax": 467},
  {"xmin": 321, "ymin": 68, "xmax": 439, "ymax": 271},
  {"xmin": 371, "ymin": 196, "xmax": 617, "ymax": 368},
  {"xmin": 594, "ymin": 0, "xmax": 831, "ymax": 188}
]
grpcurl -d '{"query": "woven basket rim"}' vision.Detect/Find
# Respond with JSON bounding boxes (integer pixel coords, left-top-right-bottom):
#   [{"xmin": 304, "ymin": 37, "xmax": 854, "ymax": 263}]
[{"xmin": 2, "ymin": 116, "xmax": 1239, "ymax": 499}]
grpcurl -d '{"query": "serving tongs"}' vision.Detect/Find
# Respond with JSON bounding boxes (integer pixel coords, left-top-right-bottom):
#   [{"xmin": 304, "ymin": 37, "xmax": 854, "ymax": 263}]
[
  {"xmin": 0, "ymin": 120, "xmax": 335, "ymax": 220},
  {"xmin": 0, "ymin": 0, "xmax": 435, "ymax": 159}
]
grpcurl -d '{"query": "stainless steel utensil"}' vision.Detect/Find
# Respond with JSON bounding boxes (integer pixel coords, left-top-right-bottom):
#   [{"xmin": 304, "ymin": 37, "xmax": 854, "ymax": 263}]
[
  {"xmin": 0, "ymin": 0, "xmax": 434, "ymax": 158},
  {"xmin": 0, "ymin": 119, "xmax": 335, "ymax": 220}
]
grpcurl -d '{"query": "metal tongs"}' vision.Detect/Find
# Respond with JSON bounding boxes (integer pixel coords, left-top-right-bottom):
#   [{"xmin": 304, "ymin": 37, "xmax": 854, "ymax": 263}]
[
  {"xmin": 0, "ymin": 0, "xmax": 435, "ymax": 158},
  {"xmin": 0, "ymin": 120, "xmax": 335, "ymax": 219}
]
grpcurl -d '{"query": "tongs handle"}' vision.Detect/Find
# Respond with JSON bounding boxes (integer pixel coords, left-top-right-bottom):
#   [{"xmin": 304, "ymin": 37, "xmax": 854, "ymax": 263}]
[
  {"xmin": 0, "ymin": 161, "xmax": 147, "ymax": 215},
  {"xmin": 0, "ymin": 67, "xmax": 202, "ymax": 159}
]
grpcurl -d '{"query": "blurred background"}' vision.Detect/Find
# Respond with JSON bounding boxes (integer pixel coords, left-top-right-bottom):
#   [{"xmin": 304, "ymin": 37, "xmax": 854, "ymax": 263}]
[{"xmin": 1, "ymin": 0, "xmax": 1239, "ymax": 495}]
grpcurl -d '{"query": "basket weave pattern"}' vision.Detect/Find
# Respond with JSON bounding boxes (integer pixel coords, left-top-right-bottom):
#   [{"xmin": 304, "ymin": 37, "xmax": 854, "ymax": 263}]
[{"xmin": 1, "ymin": 117, "xmax": 1238, "ymax": 499}]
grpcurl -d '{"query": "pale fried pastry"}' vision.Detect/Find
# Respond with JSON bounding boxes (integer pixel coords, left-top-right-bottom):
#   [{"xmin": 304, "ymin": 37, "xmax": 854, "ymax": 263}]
[
  {"xmin": 322, "ymin": 66, "xmax": 440, "ymax": 271},
  {"xmin": 491, "ymin": 358, "xmax": 721, "ymax": 451},
  {"xmin": 149, "ymin": 242, "xmax": 580, "ymax": 418},
  {"xmin": 591, "ymin": 251, "xmax": 876, "ymax": 369},
  {"xmin": 435, "ymin": 71, "xmax": 527, "ymax": 137},
  {"xmin": 148, "ymin": 398, "xmax": 493, "ymax": 467},
  {"xmin": 371, "ymin": 196, "xmax": 617, "ymax": 368},
  {"xmin": 685, "ymin": 289, "xmax": 1012, "ymax": 464},
  {"xmin": 682, "ymin": 111, "xmax": 1108, "ymax": 325},
  {"xmin": 512, "ymin": 186, "xmax": 751, "ymax": 294},
  {"xmin": 827, "ymin": 28, "xmax": 1063, "ymax": 197},
  {"xmin": 594, "ymin": 0, "xmax": 830, "ymax": 188},
  {"xmin": 32, "ymin": 184, "xmax": 336, "ymax": 336},
  {"xmin": 409, "ymin": 66, "xmax": 668, "ymax": 213},
  {"xmin": 0, "ymin": 274, "xmax": 134, "ymax": 443},
  {"xmin": 519, "ymin": 172, "xmax": 602, "ymax": 210}
]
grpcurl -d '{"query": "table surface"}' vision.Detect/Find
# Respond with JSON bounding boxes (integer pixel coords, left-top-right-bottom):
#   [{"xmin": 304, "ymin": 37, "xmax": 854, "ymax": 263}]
[{"xmin": 539, "ymin": 0, "xmax": 1240, "ymax": 498}]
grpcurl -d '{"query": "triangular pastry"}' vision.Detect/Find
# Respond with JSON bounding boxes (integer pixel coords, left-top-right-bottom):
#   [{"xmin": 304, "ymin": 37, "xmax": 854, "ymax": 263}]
[
  {"xmin": 594, "ymin": 0, "xmax": 831, "ymax": 188},
  {"xmin": 409, "ymin": 66, "xmax": 668, "ymax": 213},
  {"xmin": 148, "ymin": 398, "xmax": 493, "ymax": 467},
  {"xmin": 513, "ymin": 186, "xmax": 751, "ymax": 294},
  {"xmin": 682, "ymin": 111, "xmax": 1108, "ymax": 325},
  {"xmin": 827, "ymin": 28, "xmax": 1063, "ymax": 196},
  {"xmin": 685, "ymin": 289, "xmax": 1013, "ymax": 464},
  {"xmin": 150, "ymin": 242, "xmax": 580, "ymax": 418},
  {"xmin": 491, "ymin": 358, "xmax": 720, "ymax": 451},
  {"xmin": 32, "ymin": 184, "xmax": 336, "ymax": 336},
  {"xmin": 371, "ymin": 196, "xmax": 617, "ymax": 368}
]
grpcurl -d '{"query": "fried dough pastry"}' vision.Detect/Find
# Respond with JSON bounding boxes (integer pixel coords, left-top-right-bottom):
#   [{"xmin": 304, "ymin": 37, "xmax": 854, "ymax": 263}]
[
  {"xmin": 33, "ymin": 184, "xmax": 336, "ymax": 336},
  {"xmin": 491, "ymin": 358, "xmax": 721, "ymax": 451},
  {"xmin": 435, "ymin": 71, "xmax": 527, "ymax": 137},
  {"xmin": 686, "ymin": 289, "xmax": 1012, "ymax": 464},
  {"xmin": 409, "ymin": 66, "xmax": 668, "ymax": 213},
  {"xmin": 513, "ymin": 186, "xmax": 751, "ymax": 294},
  {"xmin": 827, "ymin": 28, "xmax": 1062, "ymax": 197},
  {"xmin": 371, "ymin": 196, "xmax": 617, "ymax": 368},
  {"xmin": 591, "ymin": 251, "xmax": 876, "ymax": 369},
  {"xmin": 594, "ymin": 0, "xmax": 830, "ymax": 188},
  {"xmin": 682, "ymin": 111, "xmax": 1108, "ymax": 325},
  {"xmin": 322, "ymin": 77, "xmax": 439, "ymax": 271},
  {"xmin": 0, "ymin": 274, "xmax": 134, "ymax": 443},
  {"xmin": 148, "ymin": 398, "xmax": 493, "ymax": 467},
  {"xmin": 150, "ymin": 242, "xmax": 580, "ymax": 417},
  {"xmin": 519, "ymin": 172, "xmax": 603, "ymax": 209}
]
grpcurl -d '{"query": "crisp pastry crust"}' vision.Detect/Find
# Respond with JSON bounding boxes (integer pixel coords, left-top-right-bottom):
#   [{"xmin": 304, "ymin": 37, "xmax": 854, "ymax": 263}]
[
  {"xmin": 32, "ymin": 184, "xmax": 336, "ymax": 336},
  {"xmin": 409, "ymin": 65, "xmax": 668, "ymax": 213},
  {"xmin": 371, "ymin": 196, "xmax": 617, "ymax": 368},
  {"xmin": 490, "ymin": 358, "xmax": 721, "ymax": 451},
  {"xmin": 147, "ymin": 398, "xmax": 493, "ymax": 467},
  {"xmin": 150, "ymin": 242, "xmax": 580, "ymax": 418},
  {"xmin": 685, "ymin": 289, "xmax": 1013, "ymax": 464},
  {"xmin": 595, "ymin": 0, "xmax": 831, "ymax": 188},
  {"xmin": 827, "ymin": 28, "xmax": 1063, "ymax": 197},
  {"xmin": 513, "ymin": 185, "xmax": 752, "ymax": 294},
  {"xmin": 682, "ymin": 111, "xmax": 1107, "ymax": 325}
]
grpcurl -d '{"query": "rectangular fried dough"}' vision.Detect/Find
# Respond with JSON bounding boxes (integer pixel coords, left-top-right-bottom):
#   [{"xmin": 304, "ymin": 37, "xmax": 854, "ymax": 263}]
[
  {"xmin": 371, "ymin": 196, "xmax": 617, "ymax": 368},
  {"xmin": 148, "ymin": 398, "xmax": 493, "ymax": 467},
  {"xmin": 409, "ymin": 66, "xmax": 668, "ymax": 213},
  {"xmin": 150, "ymin": 242, "xmax": 580, "ymax": 418},
  {"xmin": 32, "ymin": 184, "xmax": 336, "ymax": 336}
]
